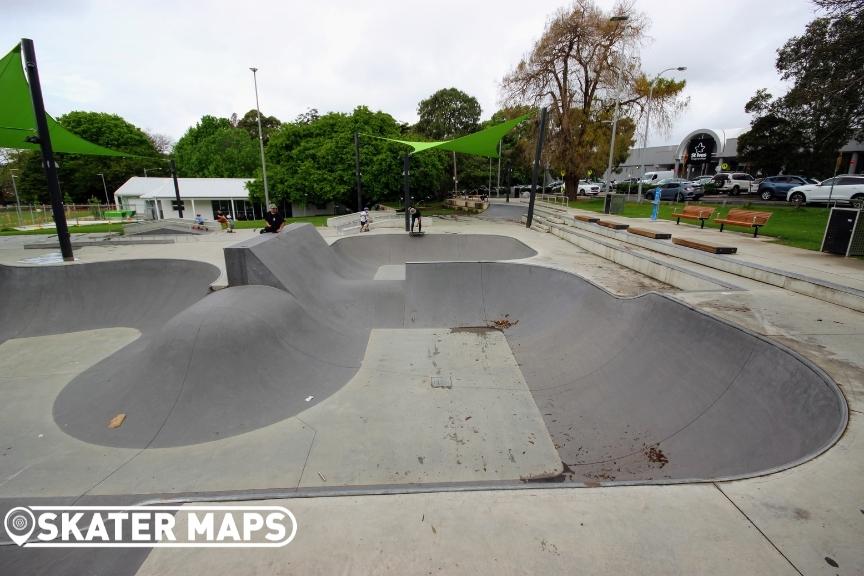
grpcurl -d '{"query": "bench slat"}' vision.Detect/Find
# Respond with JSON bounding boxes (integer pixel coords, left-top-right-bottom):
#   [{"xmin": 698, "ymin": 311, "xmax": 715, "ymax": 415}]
[
  {"xmin": 673, "ymin": 237, "xmax": 737, "ymax": 254},
  {"xmin": 596, "ymin": 220, "xmax": 629, "ymax": 230},
  {"xmin": 575, "ymin": 215, "xmax": 600, "ymax": 223},
  {"xmin": 628, "ymin": 227, "xmax": 672, "ymax": 240}
]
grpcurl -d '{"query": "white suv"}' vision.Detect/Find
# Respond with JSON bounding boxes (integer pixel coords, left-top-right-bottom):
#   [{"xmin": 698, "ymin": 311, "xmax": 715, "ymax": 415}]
[
  {"xmin": 577, "ymin": 180, "xmax": 601, "ymax": 196},
  {"xmin": 787, "ymin": 175, "xmax": 864, "ymax": 207},
  {"xmin": 713, "ymin": 172, "xmax": 755, "ymax": 195}
]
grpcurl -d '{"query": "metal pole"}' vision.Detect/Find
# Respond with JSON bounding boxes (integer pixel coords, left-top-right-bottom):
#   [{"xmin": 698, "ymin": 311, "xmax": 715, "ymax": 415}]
[
  {"xmin": 637, "ymin": 66, "xmax": 685, "ymax": 202},
  {"xmin": 250, "ymin": 67, "xmax": 271, "ymax": 208},
  {"xmin": 97, "ymin": 173, "xmax": 109, "ymax": 207},
  {"xmin": 169, "ymin": 158, "xmax": 183, "ymax": 218},
  {"xmin": 505, "ymin": 161, "xmax": 511, "ymax": 204},
  {"xmin": 452, "ymin": 150, "xmax": 457, "ymax": 195},
  {"xmin": 21, "ymin": 39, "xmax": 73, "ymax": 261},
  {"xmin": 496, "ymin": 139, "xmax": 502, "ymax": 197},
  {"xmin": 605, "ymin": 65, "xmax": 625, "ymax": 196},
  {"xmin": 403, "ymin": 154, "xmax": 410, "ymax": 232},
  {"xmin": 526, "ymin": 107, "xmax": 548, "ymax": 228},
  {"xmin": 10, "ymin": 172, "xmax": 22, "ymax": 225},
  {"xmin": 354, "ymin": 132, "xmax": 362, "ymax": 210}
]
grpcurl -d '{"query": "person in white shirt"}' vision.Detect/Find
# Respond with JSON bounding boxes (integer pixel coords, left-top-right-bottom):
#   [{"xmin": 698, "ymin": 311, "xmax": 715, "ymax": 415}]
[{"xmin": 359, "ymin": 207, "xmax": 370, "ymax": 232}]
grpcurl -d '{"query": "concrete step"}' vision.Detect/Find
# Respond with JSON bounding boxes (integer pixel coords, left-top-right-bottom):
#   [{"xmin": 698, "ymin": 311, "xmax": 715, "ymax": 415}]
[{"xmin": 526, "ymin": 212, "xmax": 747, "ymax": 291}]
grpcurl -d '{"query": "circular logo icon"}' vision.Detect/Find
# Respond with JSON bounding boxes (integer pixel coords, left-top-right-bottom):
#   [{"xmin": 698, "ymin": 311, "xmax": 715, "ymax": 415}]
[{"xmin": 4, "ymin": 507, "xmax": 36, "ymax": 546}]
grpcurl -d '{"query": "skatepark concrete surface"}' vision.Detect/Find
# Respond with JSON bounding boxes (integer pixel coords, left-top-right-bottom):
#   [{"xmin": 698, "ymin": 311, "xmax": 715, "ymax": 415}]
[{"xmin": 0, "ymin": 208, "xmax": 862, "ymax": 575}]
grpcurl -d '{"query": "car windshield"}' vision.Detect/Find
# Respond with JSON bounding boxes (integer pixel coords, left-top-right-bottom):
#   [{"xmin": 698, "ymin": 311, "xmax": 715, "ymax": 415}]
[{"xmin": 806, "ymin": 178, "xmax": 820, "ymax": 184}]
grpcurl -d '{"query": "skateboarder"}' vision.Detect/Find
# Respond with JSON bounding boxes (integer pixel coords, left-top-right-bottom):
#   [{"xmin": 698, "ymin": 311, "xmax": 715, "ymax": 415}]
[
  {"xmin": 216, "ymin": 211, "xmax": 235, "ymax": 233},
  {"xmin": 409, "ymin": 206, "xmax": 422, "ymax": 233},
  {"xmin": 359, "ymin": 207, "xmax": 370, "ymax": 232}
]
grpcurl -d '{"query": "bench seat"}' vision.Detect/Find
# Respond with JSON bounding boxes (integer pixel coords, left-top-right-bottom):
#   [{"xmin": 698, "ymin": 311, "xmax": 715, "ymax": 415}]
[
  {"xmin": 671, "ymin": 206, "xmax": 716, "ymax": 229},
  {"xmin": 715, "ymin": 209, "xmax": 772, "ymax": 237},
  {"xmin": 596, "ymin": 220, "xmax": 629, "ymax": 230},
  {"xmin": 672, "ymin": 237, "xmax": 737, "ymax": 254},
  {"xmin": 575, "ymin": 214, "xmax": 600, "ymax": 223},
  {"xmin": 628, "ymin": 227, "xmax": 672, "ymax": 240}
]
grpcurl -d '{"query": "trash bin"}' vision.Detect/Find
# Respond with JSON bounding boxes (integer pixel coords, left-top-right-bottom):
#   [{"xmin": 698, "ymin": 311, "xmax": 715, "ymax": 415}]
[
  {"xmin": 821, "ymin": 208, "xmax": 864, "ymax": 256},
  {"xmin": 604, "ymin": 193, "xmax": 625, "ymax": 215}
]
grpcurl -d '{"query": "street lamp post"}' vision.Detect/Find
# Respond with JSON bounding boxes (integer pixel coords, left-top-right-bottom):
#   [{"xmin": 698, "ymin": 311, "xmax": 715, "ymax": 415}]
[
  {"xmin": 636, "ymin": 66, "xmax": 687, "ymax": 201},
  {"xmin": 9, "ymin": 169, "xmax": 22, "ymax": 226},
  {"xmin": 604, "ymin": 15, "xmax": 629, "ymax": 198},
  {"xmin": 97, "ymin": 173, "xmax": 110, "ymax": 207},
  {"xmin": 249, "ymin": 67, "xmax": 271, "ymax": 209}
]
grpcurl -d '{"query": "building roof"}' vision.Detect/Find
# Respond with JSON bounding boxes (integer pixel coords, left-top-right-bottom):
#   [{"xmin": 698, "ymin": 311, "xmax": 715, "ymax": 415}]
[{"xmin": 114, "ymin": 177, "xmax": 253, "ymax": 199}]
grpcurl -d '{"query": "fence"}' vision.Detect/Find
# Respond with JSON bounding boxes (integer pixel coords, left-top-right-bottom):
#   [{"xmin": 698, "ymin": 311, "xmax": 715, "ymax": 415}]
[{"xmin": 0, "ymin": 203, "xmax": 133, "ymax": 230}]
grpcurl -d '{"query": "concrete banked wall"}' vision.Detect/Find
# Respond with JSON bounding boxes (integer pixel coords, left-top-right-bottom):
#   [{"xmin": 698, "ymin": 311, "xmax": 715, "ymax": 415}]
[{"xmin": 404, "ymin": 261, "xmax": 847, "ymax": 482}]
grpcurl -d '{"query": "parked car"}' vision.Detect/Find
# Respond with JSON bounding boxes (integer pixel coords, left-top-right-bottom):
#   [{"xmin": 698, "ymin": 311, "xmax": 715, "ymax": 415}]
[
  {"xmin": 641, "ymin": 171, "xmax": 674, "ymax": 185},
  {"xmin": 713, "ymin": 172, "xmax": 755, "ymax": 195},
  {"xmin": 642, "ymin": 178, "xmax": 704, "ymax": 202},
  {"xmin": 577, "ymin": 180, "xmax": 601, "ymax": 196},
  {"xmin": 787, "ymin": 175, "xmax": 864, "ymax": 207},
  {"xmin": 757, "ymin": 175, "xmax": 819, "ymax": 200},
  {"xmin": 691, "ymin": 176, "xmax": 714, "ymax": 187}
]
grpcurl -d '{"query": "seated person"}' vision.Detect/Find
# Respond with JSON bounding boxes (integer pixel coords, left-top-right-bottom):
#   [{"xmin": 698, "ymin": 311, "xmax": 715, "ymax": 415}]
[
  {"xmin": 261, "ymin": 203, "xmax": 285, "ymax": 234},
  {"xmin": 215, "ymin": 211, "xmax": 235, "ymax": 232},
  {"xmin": 193, "ymin": 214, "xmax": 207, "ymax": 230}
]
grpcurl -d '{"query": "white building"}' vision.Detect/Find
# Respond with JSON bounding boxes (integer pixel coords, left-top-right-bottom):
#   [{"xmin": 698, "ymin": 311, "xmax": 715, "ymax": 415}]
[{"xmin": 114, "ymin": 177, "xmax": 338, "ymax": 221}]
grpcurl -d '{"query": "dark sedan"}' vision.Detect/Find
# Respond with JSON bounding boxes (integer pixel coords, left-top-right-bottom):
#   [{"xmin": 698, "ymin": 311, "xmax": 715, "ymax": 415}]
[
  {"xmin": 757, "ymin": 175, "xmax": 818, "ymax": 200},
  {"xmin": 642, "ymin": 178, "xmax": 704, "ymax": 201}
]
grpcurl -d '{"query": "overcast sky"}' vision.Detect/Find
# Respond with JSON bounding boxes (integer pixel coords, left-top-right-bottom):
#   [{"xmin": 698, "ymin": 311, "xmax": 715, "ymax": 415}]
[{"xmin": 4, "ymin": 0, "xmax": 823, "ymax": 147}]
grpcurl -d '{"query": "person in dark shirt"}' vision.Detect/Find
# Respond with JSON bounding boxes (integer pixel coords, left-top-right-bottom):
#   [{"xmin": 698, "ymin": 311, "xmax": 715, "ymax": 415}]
[
  {"xmin": 261, "ymin": 203, "xmax": 285, "ymax": 234},
  {"xmin": 409, "ymin": 206, "xmax": 422, "ymax": 233}
]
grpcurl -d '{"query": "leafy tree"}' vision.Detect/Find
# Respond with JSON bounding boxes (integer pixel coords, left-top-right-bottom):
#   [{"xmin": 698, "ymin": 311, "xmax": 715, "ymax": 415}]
[
  {"xmin": 415, "ymin": 88, "xmax": 482, "ymax": 139},
  {"xmin": 501, "ymin": 0, "xmax": 687, "ymax": 192},
  {"xmin": 813, "ymin": 0, "xmax": 863, "ymax": 17},
  {"xmin": 11, "ymin": 111, "xmax": 160, "ymax": 204},
  {"xmin": 738, "ymin": 10, "xmax": 863, "ymax": 177},
  {"xmin": 247, "ymin": 106, "xmax": 445, "ymax": 209},
  {"xmin": 174, "ymin": 116, "xmax": 259, "ymax": 178},
  {"xmin": 236, "ymin": 109, "xmax": 282, "ymax": 143}
]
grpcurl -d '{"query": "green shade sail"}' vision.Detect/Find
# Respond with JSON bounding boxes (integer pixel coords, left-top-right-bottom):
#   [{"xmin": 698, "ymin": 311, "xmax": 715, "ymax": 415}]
[
  {"xmin": 0, "ymin": 43, "xmax": 128, "ymax": 156},
  {"xmin": 372, "ymin": 113, "xmax": 532, "ymax": 157}
]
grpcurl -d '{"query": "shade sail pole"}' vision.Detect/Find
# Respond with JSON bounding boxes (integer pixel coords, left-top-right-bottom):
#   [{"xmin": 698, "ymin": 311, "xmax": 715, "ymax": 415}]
[
  {"xmin": 21, "ymin": 38, "xmax": 73, "ymax": 261},
  {"xmin": 354, "ymin": 132, "xmax": 362, "ymax": 210},
  {"xmin": 526, "ymin": 107, "xmax": 548, "ymax": 229},
  {"xmin": 403, "ymin": 154, "xmax": 410, "ymax": 232}
]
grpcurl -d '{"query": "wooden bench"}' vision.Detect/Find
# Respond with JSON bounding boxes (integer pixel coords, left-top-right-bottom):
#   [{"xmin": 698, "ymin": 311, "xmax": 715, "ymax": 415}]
[
  {"xmin": 671, "ymin": 206, "xmax": 716, "ymax": 229},
  {"xmin": 596, "ymin": 220, "xmax": 629, "ymax": 230},
  {"xmin": 628, "ymin": 227, "xmax": 671, "ymax": 240},
  {"xmin": 575, "ymin": 214, "xmax": 600, "ymax": 223},
  {"xmin": 714, "ymin": 209, "xmax": 772, "ymax": 237},
  {"xmin": 673, "ymin": 237, "xmax": 737, "ymax": 254}
]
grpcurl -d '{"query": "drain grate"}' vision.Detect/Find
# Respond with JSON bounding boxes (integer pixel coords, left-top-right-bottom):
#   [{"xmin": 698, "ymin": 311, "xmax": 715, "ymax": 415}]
[{"xmin": 430, "ymin": 375, "xmax": 453, "ymax": 389}]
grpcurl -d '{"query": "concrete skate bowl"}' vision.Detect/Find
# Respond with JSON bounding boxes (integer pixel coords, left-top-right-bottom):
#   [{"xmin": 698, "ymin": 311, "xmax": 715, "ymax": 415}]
[
  {"xmin": 48, "ymin": 226, "xmax": 538, "ymax": 449},
  {"xmin": 35, "ymin": 225, "xmax": 846, "ymax": 484},
  {"xmin": 404, "ymin": 261, "xmax": 848, "ymax": 482}
]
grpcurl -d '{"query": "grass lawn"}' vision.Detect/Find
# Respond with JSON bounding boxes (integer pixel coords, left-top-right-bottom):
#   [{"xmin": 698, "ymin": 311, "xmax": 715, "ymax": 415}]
[
  {"xmin": 379, "ymin": 201, "xmax": 459, "ymax": 216},
  {"xmin": 0, "ymin": 215, "xmax": 331, "ymax": 236},
  {"xmin": 0, "ymin": 223, "xmax": 124, "ymax": 236},
  {"xmin": 234, "ymin": 215, "xmax": 330, "ymax": 229},
  {"xmin": 569, "ymin": 198, "xmax": 830, "ymax": 251}
]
